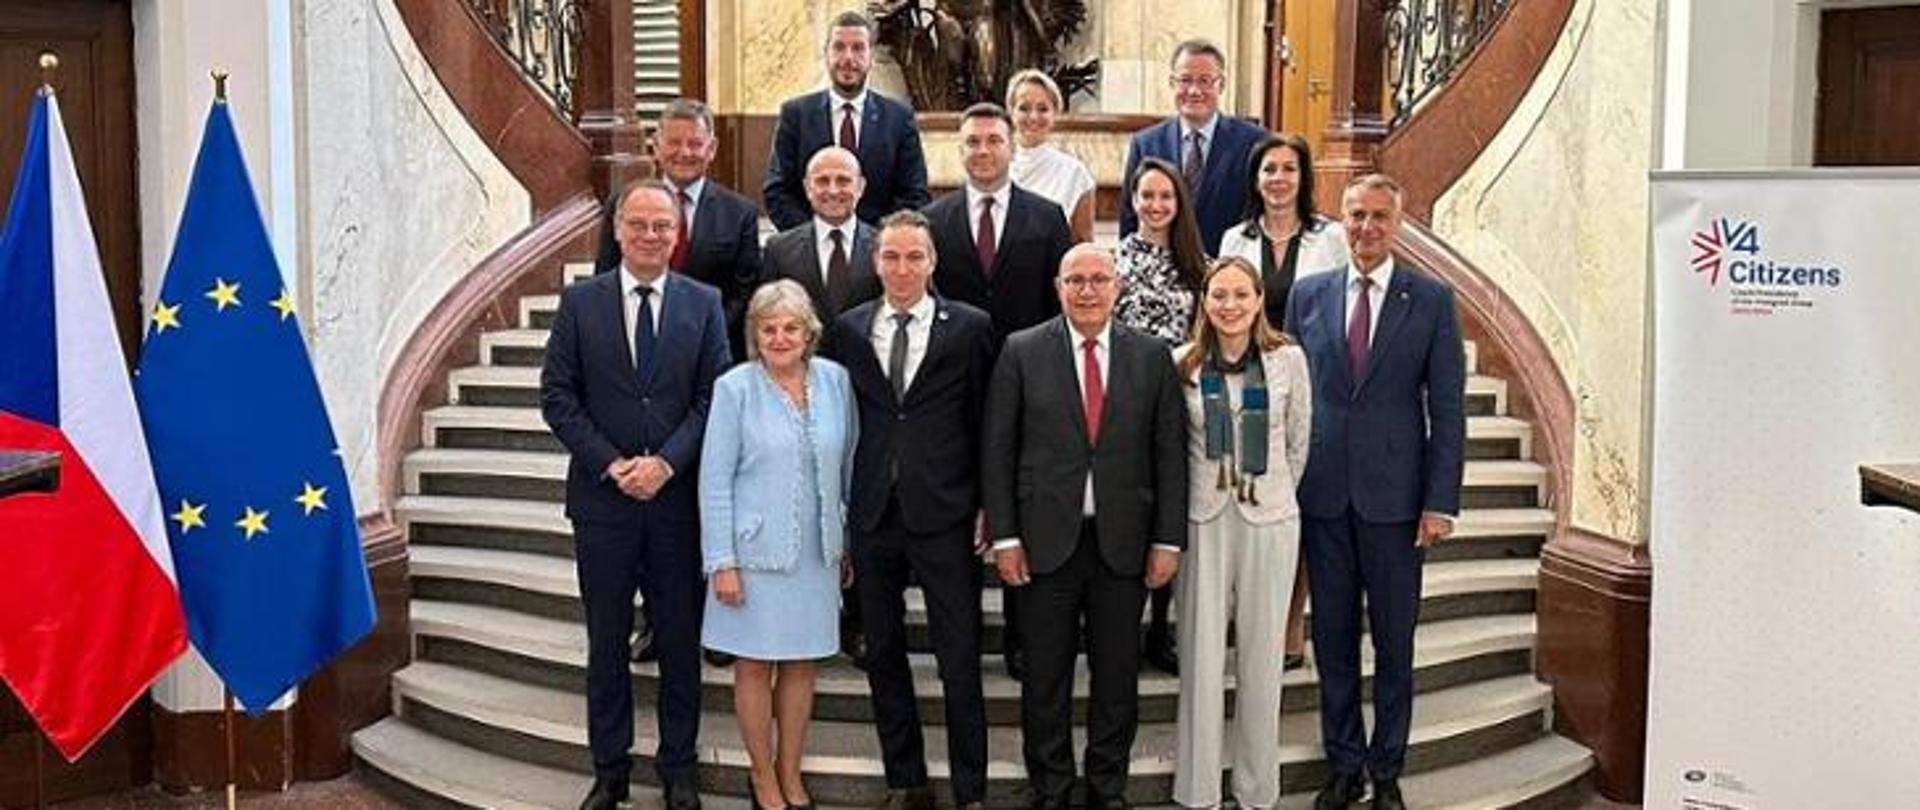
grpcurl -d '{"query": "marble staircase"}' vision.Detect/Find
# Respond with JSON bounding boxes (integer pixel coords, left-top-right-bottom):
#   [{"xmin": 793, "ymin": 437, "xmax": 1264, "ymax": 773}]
[{"xmin": 353, "ymin": 260, "xmax": 1595, "ymax": 809}]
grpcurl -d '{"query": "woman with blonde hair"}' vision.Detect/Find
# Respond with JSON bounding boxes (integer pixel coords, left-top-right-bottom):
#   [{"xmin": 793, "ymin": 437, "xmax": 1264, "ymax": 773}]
[
  {"xmin": 701, "ymin": 279, "xmax": 859, "ymax": 810},
  {"xmin": 1171, "ymin": 256, "xmax": 1312, "ymax": 809},
  {"xmin": 1006, "ymin": 68, "xmax": 1096, "ymax": 243}
]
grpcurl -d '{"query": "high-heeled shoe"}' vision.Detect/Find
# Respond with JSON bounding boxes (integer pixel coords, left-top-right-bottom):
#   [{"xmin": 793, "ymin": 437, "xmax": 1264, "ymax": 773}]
[{"xmin": 748, "ymin": 775, "xmax": 789, "ymax": 810}]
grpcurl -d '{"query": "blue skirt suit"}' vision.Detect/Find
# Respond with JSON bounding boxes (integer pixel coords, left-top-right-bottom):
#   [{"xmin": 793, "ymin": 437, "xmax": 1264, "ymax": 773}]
[{"xmin": 698, "ymin": 358, "xmax": 858, "ymax": 660}]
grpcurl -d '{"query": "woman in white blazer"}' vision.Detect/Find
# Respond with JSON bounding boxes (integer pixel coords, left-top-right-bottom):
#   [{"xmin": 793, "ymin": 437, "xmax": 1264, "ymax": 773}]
[
  {"xmin": 1215, "ymin": 132, "xmax": 1345, "ymax": 670},
  {"xmin": 1170, "ymin": 256, "xmax": 1312, "ymax": 810}
]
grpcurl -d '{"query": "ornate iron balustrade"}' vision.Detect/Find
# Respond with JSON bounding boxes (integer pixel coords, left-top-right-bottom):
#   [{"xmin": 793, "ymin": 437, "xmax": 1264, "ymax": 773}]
[
  {"xmin": 1385, "ymin": 0, "xmax": 1514, "ymax": 127},
  {"xmin": 468, "ymin": 0, "xmax": 585, "ymax": 118}
]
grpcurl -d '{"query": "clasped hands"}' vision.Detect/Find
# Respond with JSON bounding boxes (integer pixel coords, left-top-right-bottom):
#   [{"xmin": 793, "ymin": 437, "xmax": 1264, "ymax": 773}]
[{"xmin": 606, "ymin": 456, "xmax": 672, "ymax": 501}]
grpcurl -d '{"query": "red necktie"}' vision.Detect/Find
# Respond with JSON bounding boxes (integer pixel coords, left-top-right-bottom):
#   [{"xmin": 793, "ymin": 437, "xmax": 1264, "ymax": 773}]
[
  {"xmin": 976, "ymin": 196, "xmax": 998, "ymax": 277},
  {"xmin": 1348, "ymin": 274, "xmax": 1374, "ymax": 383},
  {"xmin": 838, "ymin": 103, "xmax": 857, "ymax": 151},
  {"xmin": 1082, "ymin": 337, "xmax": 1104, "ymax": 443},
  {"xmin": 669, "ymin": 190, "xmax": 691, "ymax": 272}
]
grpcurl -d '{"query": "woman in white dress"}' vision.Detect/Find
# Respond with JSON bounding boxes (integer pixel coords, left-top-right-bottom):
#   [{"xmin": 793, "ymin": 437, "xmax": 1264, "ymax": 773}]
[
  {"xmin": 1006, "ymin": 68, "xmax": 1096, "ymax": 243},
  {"xmin": 1171, "ymin": 256, "xmax": 1312, "ymax": 809},
  {"xmin": 1215, "ymin": 132, "xmax": 1346, "ymax": 670}
]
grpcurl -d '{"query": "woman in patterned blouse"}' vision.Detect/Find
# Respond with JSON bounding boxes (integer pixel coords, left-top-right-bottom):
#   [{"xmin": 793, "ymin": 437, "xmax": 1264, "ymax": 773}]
[
  {"xmin": 1115, "ymin": 157, "xmax": 1209, "ymax": 348},
  {"xmin": 1114, "ymin": 156, "xmax": 1209, "ymax": 673}
]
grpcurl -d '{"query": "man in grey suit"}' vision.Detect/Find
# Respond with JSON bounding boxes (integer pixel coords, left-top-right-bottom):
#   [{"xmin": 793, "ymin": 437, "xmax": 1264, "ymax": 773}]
[
  {"xmin": 762, "ymin": 146, "xmax": 882, "ymax": 327},
  {"xmin": 982, "ymin": 244, "xmax": 1188, "ymax": 810}
]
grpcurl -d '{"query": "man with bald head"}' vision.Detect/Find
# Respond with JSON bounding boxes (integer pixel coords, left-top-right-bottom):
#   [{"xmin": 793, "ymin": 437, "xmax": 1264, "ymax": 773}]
[
  {"xmin": 762, "ymin": 146, "xmax": 881, "ymax": 327},
  {"xmin": 981, "ymin": 245, "xmax": 1188, "ymax": 810}
]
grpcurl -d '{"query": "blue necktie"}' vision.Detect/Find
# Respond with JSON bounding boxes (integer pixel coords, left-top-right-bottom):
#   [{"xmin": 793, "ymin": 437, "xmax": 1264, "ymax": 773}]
[{"xmin": 634, "ymin": 285, "xmax": 656, "ymax": 380}]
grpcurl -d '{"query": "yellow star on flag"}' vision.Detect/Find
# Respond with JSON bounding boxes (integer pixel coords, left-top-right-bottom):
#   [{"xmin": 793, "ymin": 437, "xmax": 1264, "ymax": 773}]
[
  {"xmin": 152, "ymin": 301, "xmax": 183, "ymax": 333},
  {"xmin": 270, "ymin": 288, "xmax": 297, "ymax": 321},
  {"xmin": 236, "ymin": 506, "xmax": 270, "ymax": 540},
  {"xmin": 206, "ymin": 278, "xmax": 242, "ymax": 311},
  {"xmin": 171, "ymin": 500, "xmax": 207, "ymax": 533},
  {"xmin": 295, "ymin": 482, "xmax": 329, "ymax": 515}
]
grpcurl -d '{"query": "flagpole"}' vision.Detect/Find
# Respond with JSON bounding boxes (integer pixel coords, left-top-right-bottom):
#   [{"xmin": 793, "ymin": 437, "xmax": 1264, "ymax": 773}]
[{"xmin": 223, "ymin": 690, "xmax": 239, "ymax": 810}]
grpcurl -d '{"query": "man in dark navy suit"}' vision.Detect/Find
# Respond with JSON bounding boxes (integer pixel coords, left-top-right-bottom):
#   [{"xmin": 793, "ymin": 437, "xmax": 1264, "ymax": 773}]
[
  {"xmin": 762, "ymin": 146, "xmax": 883, "ymax": 327},
  {"xmin": 596, "ymin": 99, "xmax": 762, "ymax": 361},
  {"xmin": 1119, "ymin": 39, "xmax": 1265, "ymax": 253},
  {"xmin": 823, "ymin": 210, "xmax": 996, "ymax": 810},
  {"xmin": 543, "ymin": 178, "xmax": 731, "ymax": 810},
  {"xmin": 762, "ymin": 10, "xmax": 930, "ymax": 230},
  {"xmin": 1283, "ymin": 174, "xmax": 1466, "ymax": 810}
]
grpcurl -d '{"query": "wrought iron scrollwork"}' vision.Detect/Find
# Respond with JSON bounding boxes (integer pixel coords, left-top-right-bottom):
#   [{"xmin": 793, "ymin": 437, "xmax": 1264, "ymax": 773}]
[
  {"xmin": 1385, "ymin": 0, "xmax": 1513, "ymax": 127},
  {"xmin": 469, "ymin": 0, "xmax": 586, "ymax": 118}
]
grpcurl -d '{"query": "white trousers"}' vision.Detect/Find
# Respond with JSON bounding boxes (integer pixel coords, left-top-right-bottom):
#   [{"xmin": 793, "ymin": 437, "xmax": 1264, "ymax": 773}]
[{"xmin": 1172, "ymin": 508, "xmax": 1301, "ymax": 808}]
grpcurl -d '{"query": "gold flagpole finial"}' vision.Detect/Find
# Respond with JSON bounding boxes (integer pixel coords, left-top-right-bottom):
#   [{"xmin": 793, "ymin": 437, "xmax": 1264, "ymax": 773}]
[
  {"xmin": 37, "ymin": 51, "xmax": 58, "ymax": 96},
  {"xmin": 211, "ymin": 67, "xmax": 229, "ymax": 104}
]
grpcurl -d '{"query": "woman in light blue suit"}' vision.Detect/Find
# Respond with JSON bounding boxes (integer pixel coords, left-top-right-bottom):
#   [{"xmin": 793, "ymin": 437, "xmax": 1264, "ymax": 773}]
[{"xmin": 701, "ymin": 279, "xmax": 858, "ymax": 810}]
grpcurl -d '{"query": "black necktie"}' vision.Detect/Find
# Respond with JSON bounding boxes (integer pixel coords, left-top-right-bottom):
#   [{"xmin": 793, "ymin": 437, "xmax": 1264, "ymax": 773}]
[
  {"xmin": 888, "ymin": 310, "xmax": 913, "ymax": 401},
  {"xmin": 633, "ymin": 285, "xmax": 656, "ymax": 379},
  {"xmin": 826, "ymin": 228, "xmax": 853, "ymax": 313}
]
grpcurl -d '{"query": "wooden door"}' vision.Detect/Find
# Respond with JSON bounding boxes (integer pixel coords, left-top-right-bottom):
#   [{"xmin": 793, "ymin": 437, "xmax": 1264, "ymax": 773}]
[
  {"xmin": 0, "ymin": 1, "xmax": 141, "ymax": 362},
  {"xmin": 1817, "ymin": 7, "xmax": 1920, "ymax": 165},
  {"xmin": 1271, "ymin": 0, "xmax": 1338, "ymax": 158}
]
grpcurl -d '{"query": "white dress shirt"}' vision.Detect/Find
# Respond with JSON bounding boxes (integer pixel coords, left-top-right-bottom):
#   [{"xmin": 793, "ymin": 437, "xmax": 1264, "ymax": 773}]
[
  {"xmin": 813, "ymin": 216, "xmax": 859, "ymax": 288},
  {"xmin": 1344, "ymin": 257, "xmax": 1395, "ymax": 349},
  {"xmin": 620, "ymin": 266, "xmax": 667, "ymax": 367},
  {"xmin": 964, "ymin": 182, "xmax": 1012, "ymax": 254},
  {"xmin": 828, "ymin": 88, "xmax": 868, "ymax": 146},
  {"xmin": 1179, "ymin": 113, "xmax": 1221, "ymax": 166},
  {"xmin": 870, "ymin": 293, "xmax": 936, "ymax": 392}
]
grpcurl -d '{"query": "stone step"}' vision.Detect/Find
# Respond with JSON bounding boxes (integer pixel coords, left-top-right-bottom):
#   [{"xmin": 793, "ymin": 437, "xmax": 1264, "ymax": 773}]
[
  {"xmin": 408, "ymin": 596, "xmax": 1537, "ymax": 725},
  {"xmin": 398, "ymin": 495, "xmax": 1554, "ymax": 565},
  {"xmin": 419, "ymin": 403, "xmax": 1533, "ymax": 463},
  {"xmin": 405, "ymin": 443, "xmax": 1543, "ymax": 511},
  {"xmin": 390, "ymin": 656, "xmax": 1553, "ymax": 802},
  {"xmin": 355, "ymin": 711, "xmax": 1589, "ymax": 810}
]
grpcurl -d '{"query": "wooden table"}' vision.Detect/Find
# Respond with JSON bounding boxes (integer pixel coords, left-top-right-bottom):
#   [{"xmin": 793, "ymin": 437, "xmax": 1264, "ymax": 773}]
[
  {"xmin": 1861, "ymin": 463, "xmax": 1920, "ymax": 516},
  {"xmin": 0, "ymin": 450, "xmax": 60, "ymax": 498}
]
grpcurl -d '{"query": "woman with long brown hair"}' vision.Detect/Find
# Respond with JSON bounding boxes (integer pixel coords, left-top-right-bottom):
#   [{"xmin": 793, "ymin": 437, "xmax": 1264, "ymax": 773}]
[{"xmin": 1171, "ymin": 256, "xmax": 1312, "ymax": 809}]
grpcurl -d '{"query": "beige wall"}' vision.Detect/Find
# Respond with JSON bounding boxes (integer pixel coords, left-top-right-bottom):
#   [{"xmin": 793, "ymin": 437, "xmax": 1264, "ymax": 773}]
[
  {"xmin": 1429, "ymin": 0, "xmax": 1655, "ymax": 543},
  {"xmin": 706, "ymin": 0, "xmax": 1268, "ymax": 116}
]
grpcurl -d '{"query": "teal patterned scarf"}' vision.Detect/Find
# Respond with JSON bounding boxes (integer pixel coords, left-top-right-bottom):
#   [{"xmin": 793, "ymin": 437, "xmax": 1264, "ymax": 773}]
[{"xmin": 1199, "ymin": 344, "xmax": 1269, "ymax": 504}]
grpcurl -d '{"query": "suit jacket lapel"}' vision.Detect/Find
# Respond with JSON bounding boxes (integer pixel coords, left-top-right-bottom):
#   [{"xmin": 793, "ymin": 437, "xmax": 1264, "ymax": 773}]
[
  {"xmin": 792, "ymin": 224, "xmax": 830, "ymax": 305},
  {"xmin": 902, "ymin": 298, "xmax": 951, "ymax": 405},
  {"xmin": 859, "ymin": 97, "xmax": 884, "ymax": 167},
  {"xmin": 1358, "ymin": 270, "xmax": 1415, "ymax": 392},
  {"xmin": 643, "ymin": 273, "xmax": 694, "ymax": 390},
  {"xmin": 600, "ymin": 273, "xmax": 644, "ymax": 397},
  {"xmin": 808, "ymin": 91, "xmax": 833, "ymax": 149},
  {"xmin": 1320, "ymin": 273, "xmax": 1356, "ymax": 397},
  {"xmin": 1046, "ymin": 319, "xmax": 1091, "ymax": 450},
  {"xmin": 1096, "ymin": 327, "xmax": 1126, "ymax": 449},
  {"xmin": 839, "ymin": 301, "xmax": 892, "ymax": 404}
]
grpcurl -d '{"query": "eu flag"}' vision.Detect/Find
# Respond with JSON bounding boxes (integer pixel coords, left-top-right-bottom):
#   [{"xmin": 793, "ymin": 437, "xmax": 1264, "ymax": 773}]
[{"xmin": 133, "ymin": 100, "xmax": 375, "ymax": 713}]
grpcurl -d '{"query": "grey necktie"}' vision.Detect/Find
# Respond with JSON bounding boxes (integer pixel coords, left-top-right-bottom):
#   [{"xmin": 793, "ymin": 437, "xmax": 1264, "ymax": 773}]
[
  {"xmin": 1184, "ymin": 130, "xmax": 1206, "ymax": 191},
  {"xmin": 888, "ymin": 310, "xmax": 913, "ymax": 401}
]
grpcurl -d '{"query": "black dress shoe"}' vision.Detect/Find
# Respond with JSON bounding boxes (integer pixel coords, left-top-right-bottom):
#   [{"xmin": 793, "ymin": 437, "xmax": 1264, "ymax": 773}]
[
  {"xmin": 579, "ymin": 778, "xmax": 629, "ymax": 810},
  {"xmin": 1024, "ymin": 792, "xmax": 1069, "ymax": 810},
  {"xmin": 631, "ymin": 628, "xmax": 657, "ymax": 663},
  {"xmin": 1369, "ymin": 780, "xmax": 1405, "ymax": 810},
  {"xmin": 842, "ymin": 627, "xmax": 869, "ymax": 670},
  {"xmin": 1313, "ymin": 771, "xmax": 1367, "ymax": 810},
  {"xmin": 1283, "ymin": 652, "xmax": 1307, "ymax": 671},
  {"xmin": 703, "ymin": 649, "xmax": 737, "ymax": 667},
  {"xmin": 1003, "ymin": 648, "xmax": 1027, "ymax": 681},
  {"xmin": 1142, "ymin": 630, "xmax": 1178, "ymax": 675},
  {"xmin": 664, "ymin": 778, "xmax": 703, "ymax": 810},
  {"xmin": 1085, "ymin": 790, "xmax": 1130, "ymax": 810}
]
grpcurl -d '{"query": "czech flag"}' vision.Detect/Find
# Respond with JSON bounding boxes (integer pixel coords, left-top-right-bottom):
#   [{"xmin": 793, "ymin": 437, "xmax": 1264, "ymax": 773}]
[{"xmin": 0, "ymin": 90, "xmax": 187, "ymax": 760}]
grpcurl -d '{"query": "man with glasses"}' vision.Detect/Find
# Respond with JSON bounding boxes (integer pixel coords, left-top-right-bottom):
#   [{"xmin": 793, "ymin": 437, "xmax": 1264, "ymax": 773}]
[
  {"xmin": 982, "ymin": 245, "xmax": 1188, "ymax": 810},
  {"xmin": 1120, "ymin": 38, "xmax": 1266, "ymax": 254}
]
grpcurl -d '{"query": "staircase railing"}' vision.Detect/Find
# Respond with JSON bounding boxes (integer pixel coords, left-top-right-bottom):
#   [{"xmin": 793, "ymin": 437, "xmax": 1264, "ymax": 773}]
[
  {"xmin": 1385, "ymin": 0, "xmax": 1516, "ymax": 126},
  {"xmin": 467, "ymin": 0, "xmax": 586, "ymax": 120}
]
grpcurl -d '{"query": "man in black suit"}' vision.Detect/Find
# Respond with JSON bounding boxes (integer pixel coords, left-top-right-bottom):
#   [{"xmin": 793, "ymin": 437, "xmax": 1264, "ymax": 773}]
[
  {"xmin": 982, "ymin": 245, "xmax": 1188, "ymax": 810},
  {"xmin": 822, "ymin": 210, "xmax": 996, "ymax": 810},
  {"xmin": 596, "ymin": 98, "xmax": 763, "ymax": 361},
  {"xmin": 762, "ymin": 146, "xmax": 882, "ymax": 327},
  {"xmin": 926, "ymin": 102, "xmax": 1075, "ymax": 680},
  {"xmin": 542, "ymin": 179, "xmax": 731, "ymax": 810},
  {"xmin": 762, "ymin": 10, "xmax": 929, "ymax": 229},
  {"xmin": 926, "ymin": 102, "xmax": 1075, "ymax": 344}
]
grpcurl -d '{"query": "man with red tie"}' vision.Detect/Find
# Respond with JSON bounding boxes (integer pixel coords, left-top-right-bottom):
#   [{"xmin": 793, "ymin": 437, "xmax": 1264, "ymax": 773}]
[
  {"xmin": 981, "ymin": 244, "xmax": 1188, "ymax": 810},
  {"xmin": 762, "ymin": 10, "xmax": 929, "ymax": 230}
]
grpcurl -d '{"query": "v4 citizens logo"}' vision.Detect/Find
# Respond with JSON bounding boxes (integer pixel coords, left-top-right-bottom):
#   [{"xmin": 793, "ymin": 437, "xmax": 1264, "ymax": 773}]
[{"xmin": 1688, "ymin": 216, "xmax": 1843, "ymax": 316}]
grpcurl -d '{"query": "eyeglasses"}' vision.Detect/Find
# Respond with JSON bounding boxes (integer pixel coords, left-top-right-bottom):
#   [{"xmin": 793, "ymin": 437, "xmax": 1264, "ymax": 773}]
[
  {"xmin": 1059, "ymin": 275, "xmax": 1116, "ymax": 291},
  {"xmin": 1170, "ymin": 75, "xmax": 1224, "ymax": 91},
  {"xmin": 625, "ymin": 221, "xmax": 680, "ymax": 236}
]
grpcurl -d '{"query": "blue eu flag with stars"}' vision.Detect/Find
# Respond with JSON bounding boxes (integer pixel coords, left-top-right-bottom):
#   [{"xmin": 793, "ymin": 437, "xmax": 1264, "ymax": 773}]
[{"xmin": 134, "ymin": 100, "xmax": 375, "ymax": 713}]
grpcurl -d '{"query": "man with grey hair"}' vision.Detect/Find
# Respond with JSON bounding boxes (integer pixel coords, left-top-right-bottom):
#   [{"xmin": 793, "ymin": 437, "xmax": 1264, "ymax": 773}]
[
  {"xmin": 763, "ymin": 10, "xmax": 930, "ymax": 229},
  {"xmin": 982, "ymin": 244, "xmax": 1187, "ymax": 810},
  {"xmin": 596, "ymin": 98, "xmax": 763, "ymax": 362}
]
